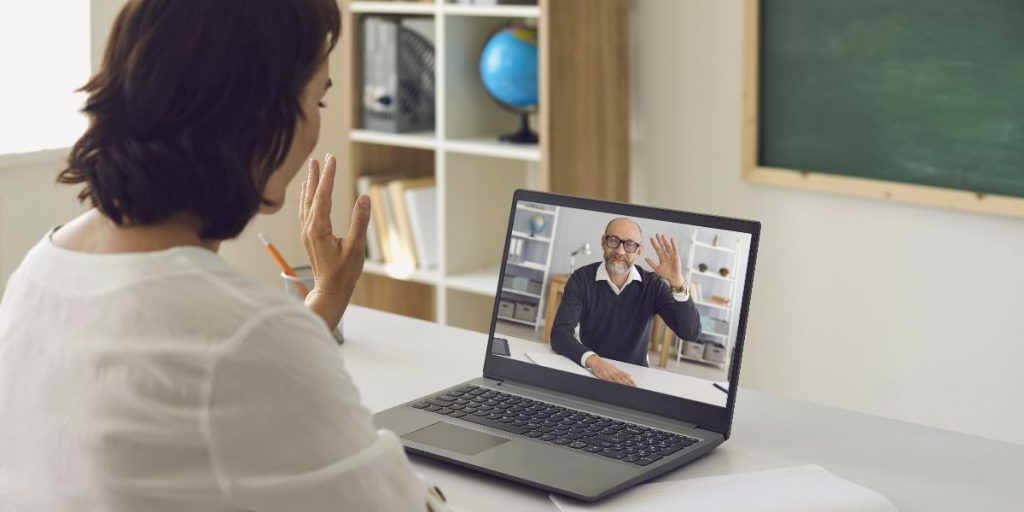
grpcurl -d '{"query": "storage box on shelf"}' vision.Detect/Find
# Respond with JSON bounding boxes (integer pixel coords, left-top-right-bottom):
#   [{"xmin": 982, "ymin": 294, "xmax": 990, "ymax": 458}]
[{"xmin": 338, "ymin": 0, "xmax": 629, "ymax": 329}]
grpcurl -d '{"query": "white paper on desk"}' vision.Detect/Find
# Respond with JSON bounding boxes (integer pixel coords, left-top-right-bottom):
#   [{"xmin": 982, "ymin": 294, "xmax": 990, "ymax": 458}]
[
  {"xmin": 525, "ymin": 351, "xmax": 593, "ymax": 377},
  {"xmin": 549, "ymin": 465, "xmax": 898, "ymax": 512}
]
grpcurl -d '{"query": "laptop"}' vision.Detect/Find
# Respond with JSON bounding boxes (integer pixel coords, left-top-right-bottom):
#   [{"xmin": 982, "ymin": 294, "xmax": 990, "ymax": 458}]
[{"xmin": 374, "ymin": 189, "xmax": 760, "ymax": 501}]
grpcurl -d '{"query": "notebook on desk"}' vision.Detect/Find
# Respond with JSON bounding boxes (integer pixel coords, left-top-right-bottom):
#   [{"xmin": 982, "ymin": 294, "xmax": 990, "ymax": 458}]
[{"xmin": 374, "ymin": 189, "xmax": 761, "ymax": 501}]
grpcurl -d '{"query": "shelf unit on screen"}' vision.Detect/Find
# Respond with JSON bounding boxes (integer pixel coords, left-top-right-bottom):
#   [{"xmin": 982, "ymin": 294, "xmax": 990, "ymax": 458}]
[
  {"xmin": 494, "ymin": 203, "xmax": 559, "ymax": 334},
  {"xmin": 338, "ymin": 0, "xmax": 630, "ymax": 333},
  {"xmin": 679, "ymin": 230, "xmax": 742, "ymax": 369}
]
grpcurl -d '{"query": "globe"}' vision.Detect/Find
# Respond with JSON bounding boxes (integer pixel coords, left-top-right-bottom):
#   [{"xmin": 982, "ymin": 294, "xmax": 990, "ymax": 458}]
[
  {"xmin": 527, "ymin": 214, "xmax": 546, "ymax": 237},
  {"xmin": 479, "ymin": 24, "xmax": 538, "ymax": 143}
]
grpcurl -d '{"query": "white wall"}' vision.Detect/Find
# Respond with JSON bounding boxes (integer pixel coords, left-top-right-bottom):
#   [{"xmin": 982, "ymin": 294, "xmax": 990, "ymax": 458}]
[
  {"xmin": 631, "ymin": 0, "xmax": 1024, "ymax": 445},
  {"xmin": 1, "ymin": 0, "xmax": 345, "ymax": 292}
]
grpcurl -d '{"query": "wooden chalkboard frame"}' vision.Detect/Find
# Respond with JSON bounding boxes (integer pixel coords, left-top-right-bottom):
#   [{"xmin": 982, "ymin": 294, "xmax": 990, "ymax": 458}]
[{"xmin": 741, "ymin": 0, "xmax": 1024, "ymax": 218}]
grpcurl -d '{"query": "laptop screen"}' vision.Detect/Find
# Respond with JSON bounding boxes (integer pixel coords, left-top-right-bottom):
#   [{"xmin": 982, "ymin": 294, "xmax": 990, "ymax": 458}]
[{"xmin": 489, "ymin": 197, "xmax": 754, "ymax": 409}]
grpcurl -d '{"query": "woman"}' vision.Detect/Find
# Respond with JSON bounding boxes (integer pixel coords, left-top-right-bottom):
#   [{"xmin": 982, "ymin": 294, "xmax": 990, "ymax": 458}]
[{"xmin": 0, "ymin": 1, "xmax": 449, "ymax": 510}]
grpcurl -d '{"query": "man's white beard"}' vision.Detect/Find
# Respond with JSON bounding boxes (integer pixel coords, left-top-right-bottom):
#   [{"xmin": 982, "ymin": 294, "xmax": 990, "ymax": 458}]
[{"xmin": 605, "ymin": 257, "xmax": 629, "ymax": 276}]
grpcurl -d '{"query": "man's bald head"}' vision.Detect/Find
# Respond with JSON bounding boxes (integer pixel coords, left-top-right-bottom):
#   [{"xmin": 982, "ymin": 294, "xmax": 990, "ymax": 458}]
[{"xmin": 605, "ymin": 217, "xmax": 643, "ymax": 241}]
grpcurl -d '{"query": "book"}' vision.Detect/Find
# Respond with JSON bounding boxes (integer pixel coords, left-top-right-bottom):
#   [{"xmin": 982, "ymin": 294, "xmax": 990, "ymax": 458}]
[
  {"xmin": 359, "ymin": 173, "xmax": 408, "ymax": 263},
  {"xmin": 368, "ymin": 183, "xmax": 395, "ymax": 264},
  {"xmin": 404, "ymin": 184, "xmax": 438, "ymax": 269},
  {"xmin": 356, "ymin": 175, "xmax": 383, "ymax": 262},
  {"xmin": 387, "ymin": 177, "xmax": 435, "ymax": 269}
]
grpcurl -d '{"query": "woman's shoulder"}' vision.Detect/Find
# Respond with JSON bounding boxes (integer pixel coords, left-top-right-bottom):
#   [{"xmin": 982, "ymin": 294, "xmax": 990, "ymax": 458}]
[{"xmin": 173, "ymin": 257, "xmax": 327, "ymax": 338}]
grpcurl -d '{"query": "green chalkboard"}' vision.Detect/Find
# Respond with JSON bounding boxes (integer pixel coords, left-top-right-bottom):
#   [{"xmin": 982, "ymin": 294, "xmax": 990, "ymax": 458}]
[{"xmin": 758, "ymin": 0, "xmax": 1024, "ymax": 200}]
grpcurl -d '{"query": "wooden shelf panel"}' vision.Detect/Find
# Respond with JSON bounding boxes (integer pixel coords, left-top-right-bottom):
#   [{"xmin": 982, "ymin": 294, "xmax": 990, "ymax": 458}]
[
  {"xmin": 349, "ymin": 1, "xmax": 437, "ymax": 15},
  {"xmin": 350, "ymin": 272, "xmax": 436, "ymax": 321},
  {"xmin": 444, "ymin": 4, "xmax": 540, "ymax": 18},
  {"xmin": 350, "ymin": 130, "xmax": 438, "ymax": 150},
  {"xmin": 445, "ymin": 137, "xmax": 540, "ymax": 161}
]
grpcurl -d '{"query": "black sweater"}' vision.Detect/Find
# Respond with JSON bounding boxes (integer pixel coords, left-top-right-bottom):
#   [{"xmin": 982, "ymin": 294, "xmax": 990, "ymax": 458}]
[{"xmin": 550, "ymin": 262, "xmax": 701, "ymax": 367}]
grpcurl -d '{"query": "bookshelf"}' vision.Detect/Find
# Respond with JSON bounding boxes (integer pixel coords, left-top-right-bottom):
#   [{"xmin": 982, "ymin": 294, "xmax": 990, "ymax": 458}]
[
  {"xmin": 338, "ymin": 0, "xmax": 630, "ymax": 331},
  {"xmin": 680, "ymin": 230, "xmax": 743, "ymax": 369},
  {"xmin": 495, "ymin": 202, "xmax": 559, "ymax": 334}
]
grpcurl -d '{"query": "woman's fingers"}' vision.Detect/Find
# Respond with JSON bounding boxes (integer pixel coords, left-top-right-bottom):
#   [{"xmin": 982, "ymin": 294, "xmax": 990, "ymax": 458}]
[
  {"xmin": 309, "ymin": 154, "xmax": 335, "ymax": 236},
  {"xmin": 345, "ymin": 194, "xmax": 372, "ymax": 251},
  {"xmin": 302, "ymin": 159, "xmax": 320, "ymax": 226},
  {"xmin": 298, "ymin": 178, "xmax": 306, "ymax": 225}
]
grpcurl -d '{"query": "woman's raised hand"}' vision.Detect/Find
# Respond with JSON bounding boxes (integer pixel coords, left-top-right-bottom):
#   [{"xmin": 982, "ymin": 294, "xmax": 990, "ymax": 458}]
[{"xmin": 299, "ymin": 153, "xmax": 371, "ymax": 330}]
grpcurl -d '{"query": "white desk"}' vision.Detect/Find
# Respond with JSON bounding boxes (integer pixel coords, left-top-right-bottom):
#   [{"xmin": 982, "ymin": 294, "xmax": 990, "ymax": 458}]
[
  {"xmin": 499, "ymin": 335, "xmax": 727, "ymax": 407},
  {"xmin": 340, "ymin": 306, "xmax": 1024, "ymax": 511}
]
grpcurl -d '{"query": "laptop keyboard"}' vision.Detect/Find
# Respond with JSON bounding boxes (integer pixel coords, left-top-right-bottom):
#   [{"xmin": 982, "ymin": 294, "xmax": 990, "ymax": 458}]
[{"xmin": 410, "ymin": 384, "xmax": 700, "ymax": 467}]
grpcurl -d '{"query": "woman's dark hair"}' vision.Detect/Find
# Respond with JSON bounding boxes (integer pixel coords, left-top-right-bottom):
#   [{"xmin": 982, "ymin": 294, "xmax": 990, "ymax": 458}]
[{"xmin": 58, "ymin": 0, "xmax": 341, "ymax": 240}]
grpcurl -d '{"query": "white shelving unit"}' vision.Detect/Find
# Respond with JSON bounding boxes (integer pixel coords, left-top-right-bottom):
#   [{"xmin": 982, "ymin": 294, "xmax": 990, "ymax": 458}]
[
  {"xmin": 495, "ymin": 203, "xmax": 559, "ymax": 332},
  {"xmin": 340, "ymin": 0, "xmax": 630, "ymax": 332},
  {"xmin": 678, "ymin": 230, "xmax": 742, "ymax": 368}
]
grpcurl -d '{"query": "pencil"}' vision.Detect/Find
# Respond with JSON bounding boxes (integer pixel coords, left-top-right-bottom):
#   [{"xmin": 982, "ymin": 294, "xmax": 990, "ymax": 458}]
[{"xmin": 258, "ymin": 232, "xmax": 310, "ymax": 297}]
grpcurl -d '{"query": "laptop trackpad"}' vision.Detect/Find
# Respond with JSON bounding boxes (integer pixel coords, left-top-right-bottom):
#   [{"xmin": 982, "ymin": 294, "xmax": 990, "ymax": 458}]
[{"xmin": 403, "ymin": 421, "xmax": 509, "ymax": 456}]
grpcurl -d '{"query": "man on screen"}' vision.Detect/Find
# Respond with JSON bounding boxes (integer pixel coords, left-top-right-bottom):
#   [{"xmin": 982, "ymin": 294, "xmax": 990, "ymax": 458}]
[{"xmin": 550, "ymin": 218, "xmax": 700, "ymax": 387}]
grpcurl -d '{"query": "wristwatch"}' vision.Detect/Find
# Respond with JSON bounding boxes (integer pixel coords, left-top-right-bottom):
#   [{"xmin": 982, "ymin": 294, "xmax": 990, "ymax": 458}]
[{"xmin": 671, "ymin": 281, "xmax": 688, "ymax": 294}]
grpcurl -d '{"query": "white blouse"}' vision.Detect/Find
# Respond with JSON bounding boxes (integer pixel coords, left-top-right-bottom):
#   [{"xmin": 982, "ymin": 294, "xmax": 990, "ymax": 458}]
[{"xmin": 0, "ymin": 230, "xmax": 431, "ymax": 511}]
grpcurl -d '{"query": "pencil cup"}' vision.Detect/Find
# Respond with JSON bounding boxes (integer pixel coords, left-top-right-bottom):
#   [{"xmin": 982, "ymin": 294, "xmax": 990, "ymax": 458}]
[{"xmin": 281, "ymin": 265, "xmax": 344, "ymax": 344}]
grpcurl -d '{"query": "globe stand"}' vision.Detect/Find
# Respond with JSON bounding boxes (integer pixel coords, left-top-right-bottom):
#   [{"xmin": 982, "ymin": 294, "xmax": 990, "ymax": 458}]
[{"xmin": 500, "ymin": 112, "xmax": 538, "ymax": 144}]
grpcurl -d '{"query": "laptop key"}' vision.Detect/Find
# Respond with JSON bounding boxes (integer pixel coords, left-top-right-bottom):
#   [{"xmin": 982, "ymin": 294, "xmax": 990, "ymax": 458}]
[
  {"xmin": 595, "ymin": 433, "xmax": 630, "ymax": 443},
  {"xmin": 584, "ymin": 445, "xmax": 603, "ymax": 453},
  {"xmin": 461, "ymin": 414, "xmax": 528, "ymax": 435},
  {"xmin": 540, "ymin": 434, "xmax": 556, "ymax": 441},
  {"xmin": 599, "ymin": 449, "xmax": 625, "ymax": 459},
  {"xmin": 569, "ymin": 441, "xmax": 588, "ymax": 449},
  {"xmin": 426, "ymin": 405, "xmax": 442, "ymax": 412},
  {"xmin": 552, "ymin": 438, "xmax": 571, "ymax": 445},
  {"xmin": 450, "ymin": 411, "xmax": 466, "ymax": 418},
  {"xmin": 658, "ymin": 444, "xmax": 685, "ymax": 456},
  {"xmin": 412, "ymin": 401, "xmax": 431, "ymax": 409},
  {"xmin": 525, "ymin": 430, "xmax": 543, "ymax": 438},
  {"xmin": 437, "ymin": 408, "xmax": 453, "ymax": 415},
  {"xmin": 581, "ymin": 437, "xmax": 612, "ymax": 448}
]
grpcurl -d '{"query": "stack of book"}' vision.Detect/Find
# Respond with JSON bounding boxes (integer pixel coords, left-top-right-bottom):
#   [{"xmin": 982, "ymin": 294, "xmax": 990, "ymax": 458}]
[{"xmin": 356, "ymin": 175, "xmax": 438, "ymax": 270}]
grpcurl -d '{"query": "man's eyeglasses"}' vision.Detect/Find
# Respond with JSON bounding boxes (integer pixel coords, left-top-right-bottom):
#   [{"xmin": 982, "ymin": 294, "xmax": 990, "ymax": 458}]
[{"xmin": 602, "ymin": 235, "xmax": 640, "ymax": 253}]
